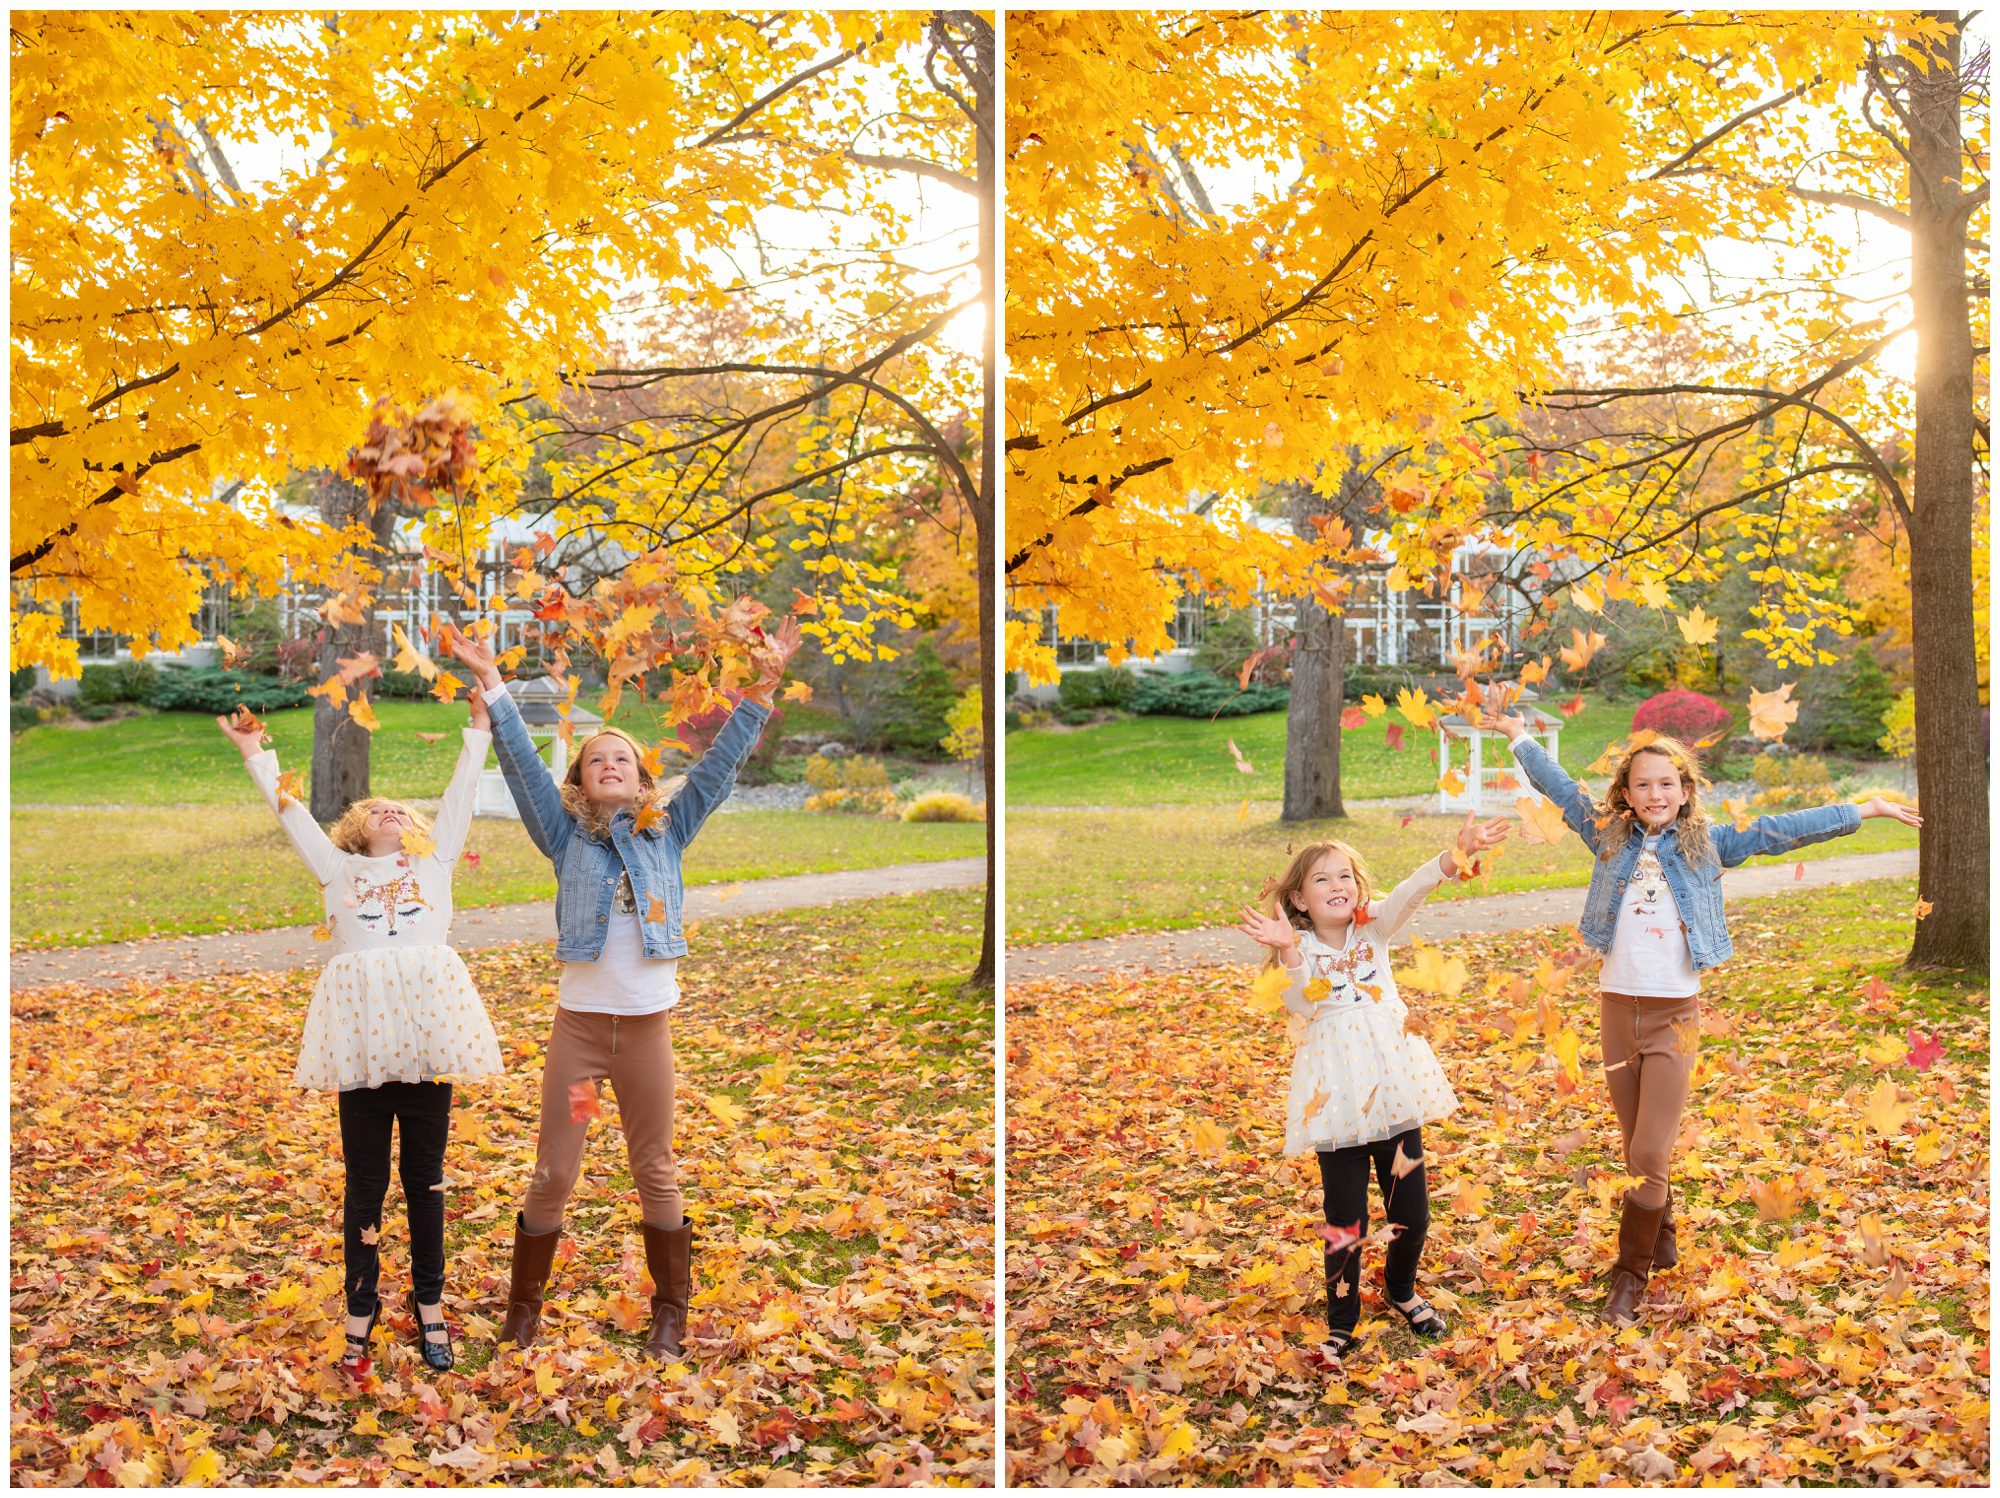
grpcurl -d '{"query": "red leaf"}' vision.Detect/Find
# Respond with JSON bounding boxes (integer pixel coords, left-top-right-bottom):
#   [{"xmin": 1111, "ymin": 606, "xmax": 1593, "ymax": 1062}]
[
  {"xmin": 1795, "ymin": 861, "xmax": 1805, "ymax": 880},
  {"xmin": 1906, "ymin": 1030, "xmax": 1943, "ymax": 1071},
  {"xmin": 1559, "ymin": 696, "xmax": 1585, "ymax": 718},
  {"xmin": 1340, "ymin": 705, "xmax": 1367, "ymax": 730},
  {"xmin": 1385, "ymin": 724, "xmax": 1406, "ymax": 751},
  {"xmin": 568, "ymin": 1082, "xmax": 601, "ymax": 1123}
]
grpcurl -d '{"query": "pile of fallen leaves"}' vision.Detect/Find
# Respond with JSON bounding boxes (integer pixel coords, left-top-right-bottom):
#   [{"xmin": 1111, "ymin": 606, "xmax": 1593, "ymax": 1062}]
[
  {"xmin": 1006, "ymin": 885, "xmax": 1987, "ymax": 1486},
  {"xmin": 12, "ymin": 897, "xmax": 993, "ymax": 1486}
]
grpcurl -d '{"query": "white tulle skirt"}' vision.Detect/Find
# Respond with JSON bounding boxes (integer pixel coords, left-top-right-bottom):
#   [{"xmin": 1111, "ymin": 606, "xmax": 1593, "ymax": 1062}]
[
  {"xmin": 1285, "ymin": 989, "xmax": 1458, "ymax": 1155},
  {"xmin": 296, "ymin": 944, "xmax": 504, "ymax": 1092}
]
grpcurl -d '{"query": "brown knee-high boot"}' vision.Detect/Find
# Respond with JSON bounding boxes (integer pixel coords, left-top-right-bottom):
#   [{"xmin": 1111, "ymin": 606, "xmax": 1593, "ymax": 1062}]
[
  {"xmin": 1600, "ymin": 1193, "xmax": 1666, "ymax": 1328},
  {"xmin": 500, "ymin": 1214, "xmax": 561, "ymax": 1348},
  {"xmin": 641, "ymin": 1218, "xmax": 694, "ymax": 1359},
  {"xmin": 1651, "ymin": 1187, "xmax": 1677, "ymax": 1271}
]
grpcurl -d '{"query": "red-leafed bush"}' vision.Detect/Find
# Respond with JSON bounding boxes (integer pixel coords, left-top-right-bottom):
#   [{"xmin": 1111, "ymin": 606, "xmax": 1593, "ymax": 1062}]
[{"xmin": 1632, "ymin": 689, "xmax": 1731, "ymax": 746}]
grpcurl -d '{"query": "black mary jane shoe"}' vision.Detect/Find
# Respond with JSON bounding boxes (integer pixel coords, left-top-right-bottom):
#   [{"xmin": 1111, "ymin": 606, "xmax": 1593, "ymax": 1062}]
[
  {"xmin": 341, "ymin": 1303, "xmax": 381, "ymax": 1374},
  {"xmin": 1386, "ymin": 1291, "xmax": 1449, "ymax": 1339},
  {"xmin": 408, "ymin": 1290, "xmax": 455, "ymax": 1373}
]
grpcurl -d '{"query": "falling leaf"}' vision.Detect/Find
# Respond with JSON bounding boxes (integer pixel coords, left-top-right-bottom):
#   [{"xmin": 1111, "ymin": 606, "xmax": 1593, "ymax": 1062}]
[
  {"xmin": 1385, "ymin": 723, "xmax": 1406, "ymax": 751},
  {"xmin": 348, "ymin": 696, "xmax": 380, "ymax": 733},
  {"xmin": 1395, "ymin": 688, "xmax": 1436, "ymax": 730},
  {"xmin": 1725, "ymin": 797, "xmax": 1753, "ymax": 830},
  {"xmin": 460, "ymin": 849, "xmax": 481, "ymax": 871},
  {"xmin": 568, "ymin": 1082, "xmax": 601, "ymax": 1123},
  {"xmin": 1858, "ymin": 1213, "xmax": 1890, "ymax": 1268},
  {"xmin": 1558, "ymin": 695, "xmax": 1585, "ymax": 718},
  {"xmin": 1905, "ymin": 1030, "xmax": 1943, "ymax": 1071},
  {"xmin": 400, "ymin": 826, "xmax": 437, "ymax": 858},
  {"xmin": 1438, "ymin": 768, "xmax": 1466, "ymax": 797},
  {"xmin": 1226, "ymin": 739, "xmax": 1253, "ymax": 775},
  {"xmin": 1248, "ymin": 966, "xmax": 1288, "ymax": 1013},
  {"xmin": 1675, "ymin": 607, "xmax": 1719, "ymax": 645},
  {"xmin": 1557, "ymin": 628, "xmax": 1606, "ymax": 672},
  {"xmin": 633, "ymin": 803, "xmax": 665, "ymax": 835},
  {"xmin": 1748, "ymin": 682, "xmax": 1800, "ymax": 741},
  {"xmin": 311, "ymin": 924, "xmax": 331, "ymax": 942},
  {"xmin": 1340, "ymin": 705, "xmax": 1367, "ymax": 730},
  {"xmin": 1404, "ymin": 945, "xmax": 1470, "ymax": 996},
  {"xmin": 1794, "ymin": 861, "xmax": 1805, "ymax": 880},
  {"xmin": 1303, "ymin": 1085, "xmax": 1331, "ymax": 1120},
  {"xmin": 1516, "ymin": 795, "xmax": 1567, "ymax": 845},
  {"xmin": 1360, "ymin": 694, "xmax": 1388, "ymax": 718},
  {"xmin": 216, "ymin": 634, "xmax": 249, "ymax": 667},
  {"xmin": 1913, "ymin": 898, "xmax": 1934, "ymax": 921},
  {"xmin": 782, "ymin": 680, "xmax": 813, "ymax": 703},
  {"xmin": 1862, "ymin": 1077, "xmax": 1911, "ymax": 1136},
  {"xmin": 391, "ymin": 623, "xmax": 439, "ymax": 682},
  {"xmin": 429, "ymin": 670, "xmax": 465, "ymax": 704},
  {"xmin": 1746, "ymin": 1175, "xmax": 1804, "ymax": 1221},
  {"xmin": 274, "ymin": 769, "xmax": 304, "ymax": 810},
  {"xmin": 1317, "ymin": 1221, "xmax": 1362, "ymax": 1251},
  {"xmin": 1390, "ymin": 1140, "xmax": 1423, "ymax": 1178},
  {"xmin": 1302, "ymin": 978, "xmax": 1331, "ymax": 1004},
  {"xmin": 645, "ymin": 894, "xmax": 667, "ymax": 925},
  {"xmin": 1519, "ymin": 656, "xmax": 1550, "ymax": 685},
  {"xmin": 359, "ymin": 1225, "xmax": 380, "ymax": 1246},
  {"xmin": 414, "ymin": 731, "xmax": 445, "ymax": 745}
]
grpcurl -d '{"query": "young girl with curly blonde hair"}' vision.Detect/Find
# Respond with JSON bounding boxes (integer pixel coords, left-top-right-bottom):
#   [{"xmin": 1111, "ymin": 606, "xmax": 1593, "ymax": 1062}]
[{"xmin": 220, "ymin": 694, "xmax": 502, "ymax": 1375}]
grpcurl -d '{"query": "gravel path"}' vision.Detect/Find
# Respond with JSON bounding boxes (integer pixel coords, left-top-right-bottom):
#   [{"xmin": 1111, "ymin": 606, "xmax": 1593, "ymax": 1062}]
[
  {"xmin": 11, "ymin": 858, "xmax": 986, "ymax": 990},
  {"xmin": 1003, "ymin": 848, "xmax": 1919, "ymax": 984}
]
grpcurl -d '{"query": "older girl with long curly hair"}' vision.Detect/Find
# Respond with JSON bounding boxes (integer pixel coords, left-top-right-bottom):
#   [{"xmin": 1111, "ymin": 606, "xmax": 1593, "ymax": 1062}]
[{"xmin": 1494, "ymin": 705, "xmax": 1921, "ymax": 1327}]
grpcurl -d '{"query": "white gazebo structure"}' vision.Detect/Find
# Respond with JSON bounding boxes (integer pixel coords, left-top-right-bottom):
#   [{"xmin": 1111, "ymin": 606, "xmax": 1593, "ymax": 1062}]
[
  {"xmin": 1436, "ymin": 688, "xmax": 1563, "ymax": 815},
  {"xmin": 475, "ymin": 676, "xmax": 604, "ymax": 819}
]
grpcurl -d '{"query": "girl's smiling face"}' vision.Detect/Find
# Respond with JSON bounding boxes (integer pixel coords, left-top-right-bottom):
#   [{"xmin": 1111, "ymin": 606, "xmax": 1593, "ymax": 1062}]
[
  {"xmin": 363, "ymin": 802, "xmax": 408, "ymax": 856},
  {"xmin": 1625, "ymin": 749, "xmax": 1690, "ymax": 829},
  {"xmin": 578, "ymin": 733, "xmax": 642, "ymax": 806},
  {"xmin": 1291, "ymin": 850, "xmax": 1360, "ymax": 931}
]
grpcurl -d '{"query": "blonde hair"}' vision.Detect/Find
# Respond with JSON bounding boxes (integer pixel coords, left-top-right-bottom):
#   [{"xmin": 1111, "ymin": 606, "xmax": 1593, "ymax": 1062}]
[
  {"xmin": 329, "ymin": 797, "xmax": 433, "ymax": 854},
  {"xmin": 1597, "ymin": 735, "xmax": 1717, "ymax": 869},
  {"xmin": 560, "ymin": 726, "xmax": 686, "ymax": 839},
  {"xmin": 1260, "ymin": 840, "xmax": 1377, "ymax": 967}
]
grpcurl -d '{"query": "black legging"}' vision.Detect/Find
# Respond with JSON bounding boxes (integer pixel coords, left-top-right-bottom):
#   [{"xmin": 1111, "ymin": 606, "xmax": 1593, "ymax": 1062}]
[
  {"xmin": 337, "ymin": 1081, "xmax": 453, "ymax": 1316},
  {"xmin": 1317, "ymin": 1125, "xmax": 1430, "ymax": 1335}
]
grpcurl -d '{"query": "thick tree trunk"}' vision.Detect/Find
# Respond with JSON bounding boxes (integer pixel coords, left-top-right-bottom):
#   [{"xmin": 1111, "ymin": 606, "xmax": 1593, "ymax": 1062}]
[
  {"xmin": 1283, "ymin": 590, "xmax": 1347, "ymax": 823},
  {"xmin": 310, "ymin": 476, "xmax": 396, "ymax": 823},
  {"xmin": 1903, "ymin": 14, "xmax": 1987, "ymax": 971}
]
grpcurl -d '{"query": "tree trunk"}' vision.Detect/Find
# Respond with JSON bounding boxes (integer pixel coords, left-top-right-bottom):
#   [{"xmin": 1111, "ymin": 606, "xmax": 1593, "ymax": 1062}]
[
  {"xmin": 1282, "ymin": 588, "xmax": 1347, "ymax": 823},
  {"xmin": 956, "ymin": 10, "xmax": 997, "ymax": 991},
  {"xmin": 1903, "ymin": 13, "xmax": 1987, "ymax": 970},
  {"xmin": 310, "ymin": 475, "xmax": 396, "ymax": 822}
]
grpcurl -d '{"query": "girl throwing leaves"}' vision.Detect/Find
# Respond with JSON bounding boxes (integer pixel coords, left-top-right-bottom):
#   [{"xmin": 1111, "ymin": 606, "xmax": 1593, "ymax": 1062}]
[
  {"xmin": 445, "ymin": 617, "xmax": 800, "ymax": 1361},
  {"xmin": 1493, "ymin": 708, "xmax": 1922, "ymax": 1326},
  {"xmin": 1238, "ymin": 813, "xmax": 1510, "ymax": 1357},
  {"xmin": 220, "ymin": 694, "xmax": 502, "ymax": 1375}
]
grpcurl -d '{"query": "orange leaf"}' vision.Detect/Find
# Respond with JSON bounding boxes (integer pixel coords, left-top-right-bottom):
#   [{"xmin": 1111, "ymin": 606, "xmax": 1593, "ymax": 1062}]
[
  {"xmin": 349, "ymin": 696, "xmax": 380, "ymax": 733},
  {"xmin": 568, "ymin": 1082, "xmax": 601, "ymax": 1123},
  {"xmin": 645, "ymin": 894, "xmax": 667, "ymax": 924}
]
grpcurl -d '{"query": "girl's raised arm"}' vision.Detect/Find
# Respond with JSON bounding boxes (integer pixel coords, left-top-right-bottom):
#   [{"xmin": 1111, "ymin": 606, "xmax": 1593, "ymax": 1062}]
[
  {"xmin": 443, "ymin": 626, "xmax": 572, "ymax": 865},
  {"xmin": 1370, "ymin": 813, "xmax": 1511, "ymax": 940},
  {"xmin": 427, "ymin": 701, "xmax": 493, "ymax": 866},
  {"xmin": 221, "ymin": 713, "xmax": 343, "ymax": 886},
  {"xmin": 1495, "ymin": 710, "xmax": 1602, "ymax": 853},
  {"xmin": 1234, "ymin": 906, "xmax": 1315, "ymax": 1016},
  {"xmin": 669, "ymin": 618, "xmax": 799, "ymax": 846}
]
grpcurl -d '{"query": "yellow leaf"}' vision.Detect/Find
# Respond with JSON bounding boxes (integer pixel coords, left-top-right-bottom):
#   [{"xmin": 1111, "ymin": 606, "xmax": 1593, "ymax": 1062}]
[
  {"xmin": 1360, "ymin": 694, "xmax": 1388, "ymax": 718},
  {"xmin": 1676, "ymin": 607, "xmax": 1719, "ymax": 645},
  {"xmin": 535, "ymin": 1364, "xmax": 560, "ymax": 1398},
  {"xmin": 1395, "ymin": 687, "xmax": 1436, "ymax": 730},
  {"xmin": 1748, "ymin": 682, "xmax": 1799, "ymax": 742},
  {"xmin": 349, "ymin": 695, "xmax": 381, "ymax": 733},
  {"xmin": 1404, "ymin": 944, "xmax": 1470, "ymax": 996},
  {"xmin": 1516, "ymin": 795, "xmax": 1568, "ymax": 845},
  {"xmin": 1747, "ymin": 1174, "xmax": 1804, "ymax": 1221},
  {"xmin": 1302, "ymin": 977, "xmax": 1332, "ymax": 1003},
  {"xmin": 1863, "ymin": 1077, "xmax": 1911, "ymax": 1136},
  {"xmin": 1189, "ymin": 1118, "xmax": 1227, "ymax": 1157},
  {"xmin": 1248, "ymin": 965, "xmax": 1288, "ymax": 1013},
  {"xmin": 704, "ymin": 1094, "xmax": 747, "ymax": 1128},
  {"xmin": 400, "ymin": 826, "xmax": 436, "ymax": 858}
]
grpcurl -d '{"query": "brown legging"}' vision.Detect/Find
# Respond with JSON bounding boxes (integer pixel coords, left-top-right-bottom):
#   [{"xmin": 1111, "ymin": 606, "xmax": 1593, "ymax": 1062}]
[
  {"xmin": 1599, "ymin": 991, "xmax": 1700, "ymax": 1211},
  {"xmin": 522, "ymin": 1007, "xmax": 682, "ymax": 1233}
]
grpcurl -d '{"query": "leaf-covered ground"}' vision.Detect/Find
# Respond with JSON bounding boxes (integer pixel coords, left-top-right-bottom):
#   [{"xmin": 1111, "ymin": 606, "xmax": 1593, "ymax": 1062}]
[
  {"xmin": 12, "ymin": 891, "xmax": 994, "ymax": 1486},
  {"xmin": 1006, "ymin": 879, "xmax": 1988, "ymax": 1486}
]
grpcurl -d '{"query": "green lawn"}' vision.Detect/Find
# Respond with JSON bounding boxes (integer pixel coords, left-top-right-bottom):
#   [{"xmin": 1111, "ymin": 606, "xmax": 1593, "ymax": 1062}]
[
  {"xmin": 1004, "ymin": 803, "xmax": 1923, "ymax": 945},
  {"xmin": 10, "ymin": 697, "xmax": 848, "ymax": 808},
  {"xmin": 12, "ymin": 806, "xmax": 982, "ymax": 949},
  {"xmin": 1004, "ymin": 694, "xmax": 1635, "ymax": 806}
]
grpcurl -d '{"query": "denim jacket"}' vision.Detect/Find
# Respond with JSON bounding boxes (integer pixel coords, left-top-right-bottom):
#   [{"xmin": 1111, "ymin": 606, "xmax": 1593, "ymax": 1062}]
[
  {"xmin": 1510, "ymin": 736, "xmax": 1861, "ymax": 971},
  {"xmin": 486, "ymin": 686, "xmax": 772, "ymax": 961}
]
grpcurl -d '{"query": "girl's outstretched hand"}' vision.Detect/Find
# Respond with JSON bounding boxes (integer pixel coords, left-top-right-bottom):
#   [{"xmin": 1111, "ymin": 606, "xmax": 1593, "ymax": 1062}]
[
  {"xmin": 1455, "ymin": 810, "xmax": 1511, "ymax": 857},
  {"xmin": 441, "ymin": 623, "xmax": 502, "ymax": 690},
  {"xmin": 215, "ymin": 710, "xmax": 267, "ymax": 759},
  {"xmin": 1492, "ymin": 709, "xmax": 1528, "ymax": 740},
  {"xmin": 746, "ymin": 615, "xmax": 804, "ymax": 706},
  {"xmin": 1860, "ymin": 796, "xmax": 1922, "ymax": 827},
  {"xmin": 1235, "ymin": 906, "xmax": 1300, "ymax": 958}
]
